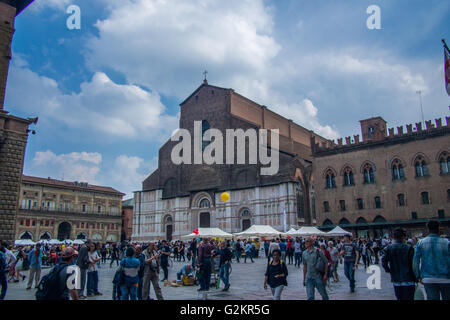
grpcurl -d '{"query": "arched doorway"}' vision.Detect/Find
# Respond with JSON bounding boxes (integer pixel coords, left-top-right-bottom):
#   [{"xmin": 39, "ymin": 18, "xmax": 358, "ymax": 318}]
[
  {"xmin": 164, "ymin": 215, "xmax": 173, "ymax": 241},
  {"xmin": 57, "ymin": 222, "xmax": 72, "ymax": 240},
  {"xmin": 40, "ymin": 232, "xmax": 51, "ymax": 240},
  {"xmin": 20, "ymin": 231, "xmax": 33, "ymax": 240},
  {"xmin": 199, "ymin": 212, "xmax": 210, "ymax": 228},
  {"xmin": 241, "ymin": 209, "xmax": 251, "ymax": 231},
  {"xmin": 76, "ymin": 232, "xmax": 87, "ymax": 240}
]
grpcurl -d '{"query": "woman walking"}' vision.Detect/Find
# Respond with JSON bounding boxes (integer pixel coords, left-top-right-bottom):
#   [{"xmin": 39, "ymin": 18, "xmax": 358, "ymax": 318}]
[{"xmin": 264, "ymin": 249, "xmax": 288, "ymax": 300}]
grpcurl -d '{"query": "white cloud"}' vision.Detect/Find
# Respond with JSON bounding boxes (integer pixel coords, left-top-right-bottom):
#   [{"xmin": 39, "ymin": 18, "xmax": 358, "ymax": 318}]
[
  {"xmin": 28, "ymin": 0, "xmax": 72, "ymax": 11},
  {"xmin": 108, "ymin": 155, "xmax": 158, "ymax": 198},
  {"xmin": 31, "ymin": 150, "xmax": 102, "ymax": 183},
  {"xmin": 85, "ymin": 0, "xmax": 280, "ymax": 97},
  {"xmin": 7, "ymin": 60, "xmax": 178, "ymax": 141}
]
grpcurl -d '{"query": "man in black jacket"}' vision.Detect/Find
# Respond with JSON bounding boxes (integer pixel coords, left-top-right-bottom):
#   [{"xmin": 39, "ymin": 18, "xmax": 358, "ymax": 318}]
[
  {"xmin": 218, "ymin": 241, "xmax": 232, "ymax": 291},
  {"xmin": 382, "ymin": 228, "xmax": 417, "ymax": 300},
  {"xmin": 76, "ymin": 239, "xmax": 92, "ymax": 299}
]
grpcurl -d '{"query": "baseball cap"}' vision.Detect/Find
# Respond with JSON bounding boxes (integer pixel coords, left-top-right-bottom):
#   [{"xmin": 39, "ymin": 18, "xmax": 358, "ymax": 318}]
[{"xmin": 62, "ymin": 247, "xmax": 78, "ymax": 259}]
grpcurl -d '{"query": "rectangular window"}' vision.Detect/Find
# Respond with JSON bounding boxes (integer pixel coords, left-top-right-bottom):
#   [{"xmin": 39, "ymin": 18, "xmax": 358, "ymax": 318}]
[
  {"xmin": 339, "ymin": 200, "xmax": 346, "ymax": 211},
  {"xmin": 438, "ymin": 210, "xmax": 445, "ymax": 219},
  {"xmin": 411, "ymin": 212, "xmax": 418, "ymax": 220},
  {"xmin": 323, "ymin": 201, "xmax": 330, "ymax": 213},
  {"xmin": 357, "ymin": 198, "xmax": 364, "ymax": 210},
  {"xmin": 82, "ymin": 204, "xmax": 86, "ymax": 212},
  {"xmin": 28, "ymin": 200, "xmax": 32, "ymax": 209},
  {"xmin": 98, "ymin": 206, "xmax": 101, "ymax": 213},
  {"xmin": 375, "ymin": 197, "xmax": 381, "ymax": 209}
]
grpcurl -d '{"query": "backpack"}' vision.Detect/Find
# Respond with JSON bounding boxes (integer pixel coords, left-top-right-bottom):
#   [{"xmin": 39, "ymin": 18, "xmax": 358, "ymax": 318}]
[
  {"xmin": 35, "ymin": 264, "xmax": 68, "ymax": 300},
  {"xmin": 314, "ymin": 249, "xmax": 326, "ymax": 275}
]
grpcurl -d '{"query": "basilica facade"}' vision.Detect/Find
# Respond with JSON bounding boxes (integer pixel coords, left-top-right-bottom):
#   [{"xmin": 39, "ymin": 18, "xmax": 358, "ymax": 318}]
[{"xmin": 131, "ymin": 81, "xmax": 328, "ymax": 241}]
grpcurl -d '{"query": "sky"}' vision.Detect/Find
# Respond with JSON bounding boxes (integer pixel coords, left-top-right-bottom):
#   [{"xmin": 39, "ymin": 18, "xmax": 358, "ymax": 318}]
[{"xmin": 5, "ymin": 0, "xmax": 450, "ymax": 199}]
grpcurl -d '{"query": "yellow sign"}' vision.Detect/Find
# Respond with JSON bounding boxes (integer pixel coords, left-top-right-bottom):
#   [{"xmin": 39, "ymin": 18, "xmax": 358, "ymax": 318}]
[{"xmin": 220, "ymin": 192, "xmax": 230, "ymax": 202}]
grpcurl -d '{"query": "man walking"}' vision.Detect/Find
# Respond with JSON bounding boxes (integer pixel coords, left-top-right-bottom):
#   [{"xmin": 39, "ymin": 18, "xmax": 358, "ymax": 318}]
[
  {"xmin": 413, "ymin": 220, "xmax": 449, "ymax": 300},
  {"xmin": 142, "ymin": 242, "xmax": 164, "ymax": 300},
  {"xmin": 218, "ymin": 241, "xmax": 232, "ymax": 291},
  {"xmin": 197, "ymin": 237, "xmax": 214, "ymax": 291},
  {"xmin": 244, "ymin": 241, "xmax": 254, "ymax": 263},
  {"xmin": 294, "ymin": 238, "xmax": 302, "ymax": 268},
  {"xmin": 76, "ymin": 239, "xmax": 92, "ymax": 299},
  {"xmin": 340, "ymin": 235, "xmax": 359, "ymax": 293},
  {"xmin": 159, "ymin": 240, "xmax": 171, "ymax": 282},
  {"xmin": 135, "ymin": 245, "xmax": 146, "ymax": 300},
  {"xmin": 0, "ymin": 246, "xmax": 7, "ymax": 299},
  {"xmin": 27, "ymin": 243, "xmax": 43, "ymax": 290},
  {"xmin": 382, "ymin": 228, "xmax": 416, "ymax": 300},
  {"xmin": 302, "ymin": 237, "xmax": 329, "ymax": 300}
]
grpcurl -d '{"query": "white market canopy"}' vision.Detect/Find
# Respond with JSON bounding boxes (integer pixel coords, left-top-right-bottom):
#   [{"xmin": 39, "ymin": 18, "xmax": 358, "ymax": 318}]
[
  {"xmin": 234, "ymin": 225, "xmax": 283, "ymax": 238},
  {"xmin": 48, "ymin": 239, "xmax": 62, "ymax": 245},
  {"xmin": 291, "ymin": 226, "xmax": 327, "ymax": 236},
  {"xmin": 14, "ymin": 239, "xmax": 35, "ymax": 246},
  {"xmin": 181, "ymin": 228, "xmax": 234, "ymax": 240},
  {"xmin": 284, "ymin": 228, "xmax": 298, "ymax": 235},
  {"xmin": 73, "ymin": 239, "xmax": 86, "ymax": 245},
  {"xmin": 326, "ymin": 226, "xmax": 352, "ymax": 237}
]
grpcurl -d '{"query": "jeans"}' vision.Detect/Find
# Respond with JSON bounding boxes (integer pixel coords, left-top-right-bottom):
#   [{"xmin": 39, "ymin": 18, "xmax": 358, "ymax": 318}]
[
  {"xmin": 77, "ymin": 268, "xmax": 88, "ymax": 296},
  {"xmin": 270, "ymin": 285, "xmax": 284, "ymax": 300},
  {"xmin": 244, "ymin": 251, "xmax": 253, "ymax": 263},
  {"xmin": 200, "ymin": 258, "xmax": 212, "ymax": 290},
  {"xmin": 87, "ymin": 270, "xmax": 99, "ymax": 294},
  {"xmin": 344, "ymin": 261, "xmax": 356, "ymax": 290},
  {"xmin": 0, "ymin": 271, "xmax": 7, "ymax": 300},
  {"xmin": 423, "ymin": 283, "xmax": 450, "ymax": 300},
  {"xmin": 294, "ymin": 252, "xmax": 302, "ymax": 266},
  {"xmin": 306, "ymin": 277, "xmax": 329, "ymax": 300},
  {"xmin": 161, "ymin": 263, "xmax": 168, "ymax": 280},
  {"xmin": 120, "ymin": 283, "xmax": 138, "ymax": 300},
  {"xmin": 393, "ymin": 285, "xmax": 415, "ymax": 300},
  {"xmin": 219, "ymin": 263, "xmax": 230, "ymax": 287},
  {"xmin": 235, "ymin": 250, "xmax": 241, "ymax": 263},
  {"xmin": 110, "ymin": 256, "xmax": 119, "ymax": 267}
]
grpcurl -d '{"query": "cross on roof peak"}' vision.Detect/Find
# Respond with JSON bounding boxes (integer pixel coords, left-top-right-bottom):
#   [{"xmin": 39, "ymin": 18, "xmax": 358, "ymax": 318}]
[{"xmin": 203, "ymin": 70, "xmax": 208, "ymax": 84}]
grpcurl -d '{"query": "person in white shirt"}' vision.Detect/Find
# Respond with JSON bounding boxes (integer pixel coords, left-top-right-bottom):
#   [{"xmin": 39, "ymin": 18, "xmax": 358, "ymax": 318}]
[{"xmin": 87, "ymin": 242, "xmax": 102, "ymax": 296}]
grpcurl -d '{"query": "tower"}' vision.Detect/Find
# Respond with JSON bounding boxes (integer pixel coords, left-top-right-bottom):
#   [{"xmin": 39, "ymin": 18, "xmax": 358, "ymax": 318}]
[
  {"xmin": 0, "ymin": 0, "xmax": 36, "ymax": 243},
  {"xmin": 359, "ymin": 117, "xmax": 387, "ymax": 142}
]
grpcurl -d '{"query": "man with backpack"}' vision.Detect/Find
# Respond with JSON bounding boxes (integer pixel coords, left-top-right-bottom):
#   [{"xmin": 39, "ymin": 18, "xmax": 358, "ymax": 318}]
[
  {"xmin": 36, "ymin": 247, "xmax": 79, "ymax": 300},
  {"xmin": 302, "ymin": 237, "xmax": 329, "ymax": 300}
]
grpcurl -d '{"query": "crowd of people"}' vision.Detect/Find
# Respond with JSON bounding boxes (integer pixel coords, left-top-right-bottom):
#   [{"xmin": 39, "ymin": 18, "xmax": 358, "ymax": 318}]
[{"xmin": 0, "ymin": 220, "xmax": 448, "ymax": 300}]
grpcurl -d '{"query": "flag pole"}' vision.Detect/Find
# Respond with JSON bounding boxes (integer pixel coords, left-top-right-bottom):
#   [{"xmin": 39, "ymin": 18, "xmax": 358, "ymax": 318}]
[{"xmin": 443, "ymin": 39, "xmax": 450, "ymax": 52}]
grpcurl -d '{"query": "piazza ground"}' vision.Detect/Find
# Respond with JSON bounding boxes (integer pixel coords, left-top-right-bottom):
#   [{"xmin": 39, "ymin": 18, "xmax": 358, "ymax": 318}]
[{"xmin": 4, "ymin": 254, "xmax": 407, "ymax": 300}]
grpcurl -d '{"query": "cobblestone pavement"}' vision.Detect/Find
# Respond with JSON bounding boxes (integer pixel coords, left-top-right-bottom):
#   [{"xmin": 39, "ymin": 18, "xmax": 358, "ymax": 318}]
[{"xmin": 4, "ymin": 255, "xmax": 409, "ymax": 300}]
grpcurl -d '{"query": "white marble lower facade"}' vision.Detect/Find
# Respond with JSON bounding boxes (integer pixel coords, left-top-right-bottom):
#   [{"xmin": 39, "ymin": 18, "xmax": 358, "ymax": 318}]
[{"xmin": 131, "ymin": 182, "xmax": 302, "ymax": 241}]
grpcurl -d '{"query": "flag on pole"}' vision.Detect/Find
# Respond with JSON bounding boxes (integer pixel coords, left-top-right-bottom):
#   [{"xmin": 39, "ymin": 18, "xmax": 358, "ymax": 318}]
[{"xmin": 443, "ymin": 39, "xmax": 450, "ymax": 96}]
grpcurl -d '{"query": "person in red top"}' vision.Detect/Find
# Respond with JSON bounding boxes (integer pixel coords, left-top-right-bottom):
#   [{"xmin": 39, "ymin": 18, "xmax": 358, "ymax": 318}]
[
  {"xmin": 286, "ymin": 239, "xmax": 294, "ymax": 265},
  {"xmin": 320, "ymin": 243, "xmax": 333, "ymax": 286}
]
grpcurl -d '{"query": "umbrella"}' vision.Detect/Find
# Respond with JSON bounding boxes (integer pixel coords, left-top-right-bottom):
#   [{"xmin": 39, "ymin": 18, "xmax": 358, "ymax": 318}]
[
  {"xmin": 233, "ymin": 225, "xmax": 283, "ymax": 238},
  {"xmin": 326, "ymin": 226, "xmax": 352, "ymax": 237}
]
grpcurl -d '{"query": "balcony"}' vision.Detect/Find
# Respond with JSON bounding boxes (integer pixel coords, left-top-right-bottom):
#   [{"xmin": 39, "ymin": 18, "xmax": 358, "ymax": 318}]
[{"xmin": 18, "ymin": 207, "xmax": 122, "ymax": 219}]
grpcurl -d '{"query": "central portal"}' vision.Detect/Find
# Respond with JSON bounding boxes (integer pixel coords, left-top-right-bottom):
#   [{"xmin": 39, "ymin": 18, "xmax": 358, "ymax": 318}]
[{"xmin": 199, "ymin": 212, "xmax": 210, "ymax": 228}]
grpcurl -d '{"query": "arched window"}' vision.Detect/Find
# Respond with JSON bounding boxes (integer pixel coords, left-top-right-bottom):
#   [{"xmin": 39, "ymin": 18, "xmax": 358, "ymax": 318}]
[
  {"xmin": 325, "ymin": 169, "xmax": 336, "ymax": 189},
  {"xmin": 397, "ymin": 194, "xmax": 406, "ymax": 206},
  {"xmin": 373, "ymin": 215, "xmax": 387, "ymax": 223},
  {"xmin": 421, "ymin": 192, "xmax": 430, "ymax": 205},
  {"xmin": 339, "ymin": 218, "xmax": 350, "ymax": 225},
  {"xmin": 356, "ymin": 217, "xmax": 367, "ymax": 224},
  {"xmin": 199, "ymin": 198, "xmax": 210, "ymax": 208},
  {"xmin": 343, "ymin": 167, "xmax": 354, "ymax": 186},
  {"xmin": 439, "ymin": 151, "xmax": 449, "ymax": 174},
  {"xmin": 323, "ymin": 219, "xmax": 333, "ymax": 226},
  {"xmin": 241, "ymin": 209, "xmax": 251, "ymax": 217},
  {"xmin": 362, "ymin": 163, "xmax": 375, "ymax": 184},
  {"xmin": 202, "ymin": 120, "xmax": 210, "ymax": 151},
  {"xmin": 392, "ymin": 159, "xmax": 405, "ymax": 181},
  {"xmin": 414, "ymin": 156, "xmax": 429, "ymax": 177},
  {"xmin": 165, "ymin": 216, "xmax": 173, "ymax": 224}
]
